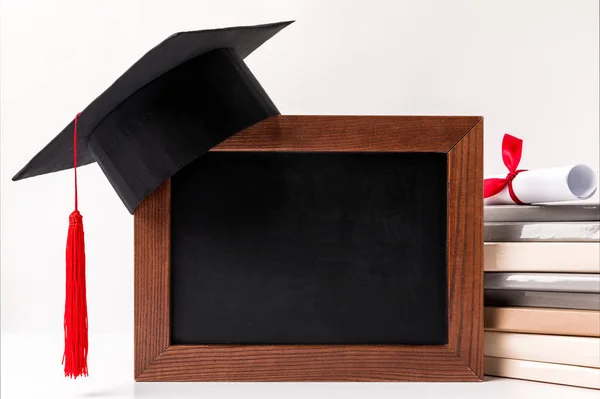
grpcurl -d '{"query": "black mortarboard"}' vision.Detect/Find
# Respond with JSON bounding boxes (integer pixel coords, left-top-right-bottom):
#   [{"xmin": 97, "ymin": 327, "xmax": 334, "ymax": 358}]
[
  {"xmin": 12, "ymin": 20, "xmax": 293, "ymax": 379},
  {"xmin": 13, "ymin": 21, "xmax": 293, "ymax": 213}
]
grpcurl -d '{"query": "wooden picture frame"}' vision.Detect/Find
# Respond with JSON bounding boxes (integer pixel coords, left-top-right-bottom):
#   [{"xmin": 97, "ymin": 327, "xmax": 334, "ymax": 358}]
[{"xmin": 134, "ymin": 115, "xmax": 484, "ymax": 382}]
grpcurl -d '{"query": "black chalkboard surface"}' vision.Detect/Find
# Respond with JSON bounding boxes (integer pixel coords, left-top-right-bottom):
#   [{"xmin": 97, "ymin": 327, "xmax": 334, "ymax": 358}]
[{"xmin": 171, "ymin": 152, "xmax": 448, "ymax": 345}]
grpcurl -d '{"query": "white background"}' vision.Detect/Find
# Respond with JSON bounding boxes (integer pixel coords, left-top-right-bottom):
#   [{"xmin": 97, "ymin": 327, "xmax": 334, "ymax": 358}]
[{"xmin": 1, "ymin": 0, "xmax": 599, "ymax": 398}]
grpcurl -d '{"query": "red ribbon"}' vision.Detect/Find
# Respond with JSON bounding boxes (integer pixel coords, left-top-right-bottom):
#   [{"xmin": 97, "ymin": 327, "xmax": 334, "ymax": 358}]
[{"xmin": 483, "ymin": 134, "xmax": 528, "ymax": 204}]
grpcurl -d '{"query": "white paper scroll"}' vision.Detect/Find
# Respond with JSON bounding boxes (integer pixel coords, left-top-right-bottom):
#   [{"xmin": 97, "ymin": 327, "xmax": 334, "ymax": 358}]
[{"xmin": 484, "ymin": 164, "xmax": 598, "ymax": 205}]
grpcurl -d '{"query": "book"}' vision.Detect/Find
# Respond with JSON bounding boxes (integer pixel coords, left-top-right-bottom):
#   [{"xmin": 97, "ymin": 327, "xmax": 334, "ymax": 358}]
[
  {"xmin": 485, "ymin": 204, "xmax": 600, "ymax": 223},
  {"xmin": 484, "ymin": 273, "xmax": 600, "ymax": 293},
  {"xmin": 484, "ymin": 331, "xmax": 600, "ymax": 368},
  {"xmin": 484, "ymin": 357, "xmax": 600, "ymax": 389},
  {"xmin": 484, "ymin": 307, "xmax": 600, "ymax": 337},
  {"xmin": 484, "ymin": 221, "xmax": 600, "ymax": 242},
  {"xmin": 484, "ymin": 242, "xmax": 600, "ymax": 273},
  {"xmin": 485, "ymin": 290, "xmax": 600, "ymax": 310}
]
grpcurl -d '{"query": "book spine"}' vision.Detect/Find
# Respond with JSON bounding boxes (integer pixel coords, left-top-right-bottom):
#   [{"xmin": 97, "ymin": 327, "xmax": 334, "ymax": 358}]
[
  {"xmin": 484, "ymin": 331, "xmax": 600, "ymax": 368},
  {"xmin": 484, "ymin": 205, "xmax": 600, "ymax": 223},
  {"xmin": 484, "ymin": 273, "xmax": 600, "ymax": 293},
  {"xmin": 484, "ymin": 222, "xmax": 600, "ymax": 242},
  {"xmin": 484, "ymin": 242, "xmax": 600, "ymax": 273},
  {"xmin": 485, "ymin": 307, "xmax": 600, "ymax": 337},
  {"xmin": 485, "ymin": 290, "xmax": 600, "ymax": 310},
  {"xmin": 484, "ymin": 357, "xmax": 600, "ymax": 390}
]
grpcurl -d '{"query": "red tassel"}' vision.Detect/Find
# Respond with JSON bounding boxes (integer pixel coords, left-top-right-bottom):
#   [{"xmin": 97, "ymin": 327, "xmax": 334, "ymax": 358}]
[
  {"xmin": 63, "ymin": 113, "xmax": 88, "ymax": 378},
  {"xmin": 63, "ymin": 210, "xmax": 88, "ymax": 378}
]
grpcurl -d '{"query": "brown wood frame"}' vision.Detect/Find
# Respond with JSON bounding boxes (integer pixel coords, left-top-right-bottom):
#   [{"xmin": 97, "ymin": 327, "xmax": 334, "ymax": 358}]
[{"xmin": 134, "ymin": 115, "xmax": 484, "ymax": 382}]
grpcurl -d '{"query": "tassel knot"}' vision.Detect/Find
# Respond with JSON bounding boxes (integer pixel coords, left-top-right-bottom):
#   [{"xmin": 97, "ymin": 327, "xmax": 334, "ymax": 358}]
[{"xmin": 69, "ymin": 210, "xmax": 82, "ymax": 225}]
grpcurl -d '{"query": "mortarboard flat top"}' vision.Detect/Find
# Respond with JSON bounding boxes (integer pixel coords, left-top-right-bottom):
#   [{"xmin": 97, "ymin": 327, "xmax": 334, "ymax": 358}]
[{"xmin": 13, "ymin": 21, "xmax": 293, "ymax": 213}]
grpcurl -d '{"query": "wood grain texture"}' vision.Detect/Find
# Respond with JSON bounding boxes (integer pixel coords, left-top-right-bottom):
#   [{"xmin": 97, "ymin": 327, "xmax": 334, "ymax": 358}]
[
  {"xmin": 134, "ymin": 115, "xmax": 484, "ymax": 381},
  {"xmin": 446, "ymin": 120, "xmax": 484, "ymax": 379},
  {"xmin": 137, "ymin": 345, "xmax": 478, "ymax": 382},
  {"xmin": 213, "ymin": 115, "xmax": 482, "ymax": 153},
  {"xmin": 134, "ymin": 180, "xmax": 171, "ymax": 379}
]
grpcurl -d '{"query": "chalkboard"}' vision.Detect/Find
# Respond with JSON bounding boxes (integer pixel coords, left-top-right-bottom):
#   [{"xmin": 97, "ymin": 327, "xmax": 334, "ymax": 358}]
[
  {"xmin": 133, "ymin": 115, "xmax": 484, "ymax": 382},
  {"xmin": 170, "ymin": 152, "xmax": 448, "ymax": 345}
]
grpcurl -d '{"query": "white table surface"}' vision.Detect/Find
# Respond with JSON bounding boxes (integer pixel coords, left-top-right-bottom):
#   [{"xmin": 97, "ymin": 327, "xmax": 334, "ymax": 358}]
[{"xmin": 2, "ymin": 333, "xmax": 597, "ymax": 399}]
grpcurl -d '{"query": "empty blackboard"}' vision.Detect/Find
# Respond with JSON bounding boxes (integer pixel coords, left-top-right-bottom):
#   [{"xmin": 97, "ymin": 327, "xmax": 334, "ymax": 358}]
[
  {"xmin": 170, "ymin": 152, "xmax": 448, "ymax": 345},
  {"xmin": 133, "ymin": 115, "xmax": 484, "ymax": 381}
]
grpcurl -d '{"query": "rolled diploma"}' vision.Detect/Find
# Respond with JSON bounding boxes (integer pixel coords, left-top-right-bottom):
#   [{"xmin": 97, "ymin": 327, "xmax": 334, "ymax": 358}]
[{"xmin": 484, "ymin": 164, "xmax": 598, "ymax": 205}]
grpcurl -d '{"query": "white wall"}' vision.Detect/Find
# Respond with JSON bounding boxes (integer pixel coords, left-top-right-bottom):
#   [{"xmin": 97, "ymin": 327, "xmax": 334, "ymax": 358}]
[{"xmin": 1, "ymin": 0, "xmax": 598, "ymax": 335}]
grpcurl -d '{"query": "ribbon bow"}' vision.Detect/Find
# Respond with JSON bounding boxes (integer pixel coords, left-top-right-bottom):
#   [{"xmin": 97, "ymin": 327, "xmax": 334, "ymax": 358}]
[{"xmin": 483, "ymin": 134, "xmax": 528, "ymax": 204}]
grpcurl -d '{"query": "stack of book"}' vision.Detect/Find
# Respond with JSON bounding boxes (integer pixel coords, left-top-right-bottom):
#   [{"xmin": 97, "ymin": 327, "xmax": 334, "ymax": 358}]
[{"xmin": 483, "ymin": 204, "xmax": 600, "ymax": 389}]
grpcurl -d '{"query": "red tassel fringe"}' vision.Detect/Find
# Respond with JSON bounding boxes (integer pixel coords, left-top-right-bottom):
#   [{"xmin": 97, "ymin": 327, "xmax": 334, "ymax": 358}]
[{"xmin": 63, "ymin": 213, "xmax": 88, "ymax": 377}]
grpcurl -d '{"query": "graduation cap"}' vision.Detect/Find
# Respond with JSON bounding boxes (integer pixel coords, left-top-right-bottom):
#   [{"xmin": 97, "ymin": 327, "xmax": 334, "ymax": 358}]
[{"xmin": 13, "ymin": 21, "xmax": 293, "ymax": 378}]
